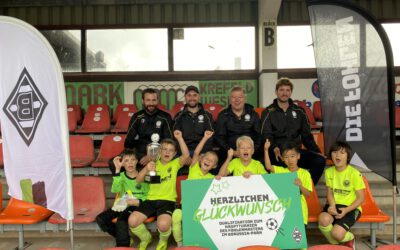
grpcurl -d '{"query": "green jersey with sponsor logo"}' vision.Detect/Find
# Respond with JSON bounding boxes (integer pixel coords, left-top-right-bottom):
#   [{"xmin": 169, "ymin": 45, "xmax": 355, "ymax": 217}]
[
  {"xmin": 273, "ymin": 166, "xmax": 312, "ymax": 225},
  {"xmin": 325, "ymin": 165, "xmax": 365, "ymax": 211},
  {"xmin": 147, "ymin": 158, "xmax": 182, "ymax": 202}
]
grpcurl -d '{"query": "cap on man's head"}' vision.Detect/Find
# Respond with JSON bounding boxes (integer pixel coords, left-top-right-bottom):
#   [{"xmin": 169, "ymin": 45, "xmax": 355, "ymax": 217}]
[{"xmin": 185, "ymin": 85, "xmax": 200, "ymax": 95}]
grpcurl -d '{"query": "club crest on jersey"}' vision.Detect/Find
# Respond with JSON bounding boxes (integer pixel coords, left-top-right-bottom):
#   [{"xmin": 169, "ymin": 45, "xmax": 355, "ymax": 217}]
[
  {"xmin": 292, "ymin": 111, "xmax": 297, "ymax": 118},
  {"xmin": 343, "ymin": 180, "xmax": 350, "ymax": 187},
  {"xmin": 198, "ymin": 114, "xmax": 204, "ymax": 123},
  {"xmin": 156, "ymin": 120, "xmax": 162, "ymax": 128},
  {"xmin": 3, "ymin": 68, "xmax": 48, "ymax": 146},
  {"xmin": 244, "ymin": 114, "xmax": 251, "ymax": 121},
  {"xmin": 141, "ymin": 118, "xmax": 145, "ymax": 123}
]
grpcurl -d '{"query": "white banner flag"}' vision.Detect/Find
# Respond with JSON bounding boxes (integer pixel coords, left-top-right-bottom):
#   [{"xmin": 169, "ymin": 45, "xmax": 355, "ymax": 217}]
[{"xmin": 0, "ymin": 16, "xmax": 73, "ymax": 220}]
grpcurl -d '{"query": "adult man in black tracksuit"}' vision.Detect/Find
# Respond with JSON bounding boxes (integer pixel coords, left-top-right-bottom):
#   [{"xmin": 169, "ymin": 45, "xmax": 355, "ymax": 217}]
[
  {"xmin": 124, "ymin": 88, "xmax": 173, "ymax": 167},
  {"xmin": 261, "ymin": 77, "xmax": 325, "ymax": 184},
  {"xmin": 173, "ymin": 86, "xmax": 214, "ymax": 164},
  {"xmin": 215, "ymin": 86, "xmax": 262, "ymax": 164}
]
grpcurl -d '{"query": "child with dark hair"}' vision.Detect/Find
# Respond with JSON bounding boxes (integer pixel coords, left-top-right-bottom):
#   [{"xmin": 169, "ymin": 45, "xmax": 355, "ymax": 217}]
[
  {"xmin": 318, "ymin": 141, "xmax": 365, "ymax": 249},
  {"xmin": 96, "ymin": 148, "xmax": 149, "ymax": 247},
  {"xmin": 264, "ymin": 140, "xmax": 312, "ymax": 230}
]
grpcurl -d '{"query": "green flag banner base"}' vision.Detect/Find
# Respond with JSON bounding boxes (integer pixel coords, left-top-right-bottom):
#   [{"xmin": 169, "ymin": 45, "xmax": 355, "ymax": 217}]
[{"xmin": 182, "ymin": 173, "xmax": 307, "ymax": 249}]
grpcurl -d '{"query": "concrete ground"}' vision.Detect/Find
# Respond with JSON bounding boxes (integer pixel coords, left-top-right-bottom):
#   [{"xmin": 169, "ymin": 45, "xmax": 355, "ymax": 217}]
[{"xmin": 0, "ymin": 230, "xmax": 394, "ymax": 250}]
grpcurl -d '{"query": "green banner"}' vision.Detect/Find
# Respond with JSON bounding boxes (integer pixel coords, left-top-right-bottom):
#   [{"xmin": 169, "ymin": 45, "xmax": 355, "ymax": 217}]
[
  {"xmin": 65, "ymin": 82, "xmax": 123, "ymax": 112},
  {"xmin": 199, "ymin": 80, "xmax": 258, "ymax": 107},
  {"xmin": 182, "ymin": 173, "xmax": 307, "ymax": 249}
]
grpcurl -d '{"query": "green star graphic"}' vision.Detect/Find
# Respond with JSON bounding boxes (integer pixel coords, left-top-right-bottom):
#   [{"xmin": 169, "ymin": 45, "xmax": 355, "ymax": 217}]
[
  {"xmin": 211, "ymin": 183, "xmax": 222, "ymax": 194},
  {"xmin": 221, "ymin": 181, "xmax": 230, "ymax": 190}
]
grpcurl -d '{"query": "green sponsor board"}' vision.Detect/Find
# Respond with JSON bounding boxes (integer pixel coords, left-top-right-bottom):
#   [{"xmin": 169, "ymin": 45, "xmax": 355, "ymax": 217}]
[
  {"xmin": 65, "ymin": 82, "xmax": 123, "ymax": 112},
  {"xmin": 182, "ymin": 173, "xmax": 307, "ymax": 249},
  {"xmin": 199, "ymin": 80, "xmax": 258, "ymax": 107}
]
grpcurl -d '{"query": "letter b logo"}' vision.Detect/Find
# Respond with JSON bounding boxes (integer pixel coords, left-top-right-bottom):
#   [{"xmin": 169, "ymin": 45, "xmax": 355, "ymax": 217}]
[{"xmin": 264, "ymin": 27, "xmax": 275, "ymax": 46}]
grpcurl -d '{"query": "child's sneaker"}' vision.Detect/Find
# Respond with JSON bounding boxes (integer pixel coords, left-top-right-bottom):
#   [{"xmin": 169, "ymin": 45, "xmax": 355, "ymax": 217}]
[
  {"xmin": 343, "ymin": 238, "xmax": 355, "ymax": 250},
  {"xmin": 156, "ymin": 240, "xmax": 168, "ymax": 250},
  {"xmin": 139, "ymin": 234, "xmax": 152, "ymax": 250}
]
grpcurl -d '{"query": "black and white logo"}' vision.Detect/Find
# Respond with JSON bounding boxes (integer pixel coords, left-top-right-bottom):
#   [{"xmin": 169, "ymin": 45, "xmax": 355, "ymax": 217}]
[{"xmin": 3, "ymin": 68, "xmax": 48, "ymax": 146}]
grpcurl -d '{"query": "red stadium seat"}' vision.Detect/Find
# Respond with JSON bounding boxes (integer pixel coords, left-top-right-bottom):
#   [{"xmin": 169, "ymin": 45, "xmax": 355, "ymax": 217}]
[
  {"xmin": 312, "ymin": 132, "xmax": 325, "ymax": 154},
  {"xmin": 170, "ymin": 102, "xmax": 185, "ymax": 118},
  {"xmin": 376, "ymin": 245, "xmax": 400, "ymax": 250},
  {"xmin": 111, "ymin": 112, "xmax": 134, "ymax": 133},
  {"xmin": 176, "ymin": 175, "xmax": 188, "ymax": 207},
  {"xmin": 157, "ymin": 104, "xmax": 168, "ymax": 112},
  {"xmin": 308, "ymin": 245, "xmax": 351, "ymax": 250},
  {"xmin": 91, "ymin": 135, "xmax": 126, "ymax": 168},
  {"xmin": 396, "ymin": 106, "xmax": 400, "ymax": 129},
  {"xmin": 305, "ymin": 181, "xmax": 322, "ymax": 223},
  {"xmin": 69, "ymin": 136, "xmax": 95, "ymax": 168},
  {"xmin": 112, "ymin": 104, "xmax": 137, "ymax": 124},
  {"xmin": 0, "ymin": 198, "xmax": 54, "ymax": 249},
  {"xmin": 237, "ymin": 246, "xmax": 280, "ymax": 250},
  {"xmin": 255, "ymin": 107, "xmax": 264, "ymax": 118},
  {"xmin": 359, "ymin": 176, "xmax": 390, "ymax": 224},
  {"xmin": 67, "ymin": 105, "xmax": 83, "ymax": 124},
  {"xmin": 313, "ymin": 100, "xmax": 322, "ymax": 121},
  {"xmin": 67, "ymin": 110, "xmax": 77, "ymax": 133},
  {"xmin": 75, "ymin": 104, "xmax": 111, "ymax": 134},
  {"xmin": 203, "ymin": 103, "xmax": 223, "ymax": 121},
  {"xmin": 48, "ymin": 176, "xmax": 106, "ymax": 224},
  {"xmin": 294, "ymin": 100, "xmax": 321, "ymax": 130},
  {"xmin": 0, "ymin": 141, "xmax": 3, "ymax": 168}
]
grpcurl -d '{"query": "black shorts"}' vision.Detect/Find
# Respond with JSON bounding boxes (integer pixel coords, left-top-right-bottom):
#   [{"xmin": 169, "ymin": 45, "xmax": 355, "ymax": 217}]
[
  {"xmin": 323, "ymin": 204, "xmax": 361, "ymax": 231},
  {"xmin": 136, "ymin": 200, "xmax": 176, "ymax": 218}
]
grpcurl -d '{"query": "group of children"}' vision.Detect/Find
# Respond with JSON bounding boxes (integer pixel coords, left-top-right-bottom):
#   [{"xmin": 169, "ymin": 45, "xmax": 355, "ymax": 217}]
[{"xmin": 96, "ymin": 130, "xmax": 365, "ymax": 250}]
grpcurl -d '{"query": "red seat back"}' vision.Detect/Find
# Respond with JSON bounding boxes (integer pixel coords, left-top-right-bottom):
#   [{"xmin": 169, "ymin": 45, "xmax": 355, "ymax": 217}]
[
  {"xmin": 67, "ymin": 105, "xmax": 83, "ymax": 124},
  {"xmin": 305, "ymin": 181, "xmax": 322, "ymax": 223},
  {"xmin": 396, "ymin": 106, "xmax": 400, "ymax": 128},
  {"xmin": 76, "ymin": 104, "xmax": 111, "ymax": 133},
  {"xmin": 0, "ymin": 141, "xmax": 3, "ymax": 168},
  {"xmin": 376, "ymin": 245, "xmax": 400, "ymax": 250},
  {"xmin": 72, "ymin": 176, "xmax": 106, "ymax": 218},
  {"xmin": 69, "ymin": 136, "xmax": 95, "ymax": 167},
  {"xmin": 157, "ymin": 104, "xmax": 168, "ymax": 112},
  {"xmin": 112, "ymin": 104, "xmax": 137, "ymax": 123},
  {"xmin": 170, "ymin": 102, "xmax": 185, "ymax": 118},
  {"xmin": 312, "ymin": 132, "xmax": 325, "ymax": 154},
  {"xmin": 203, "ymin": 103, "xmax": 223, "ymax": 121},
  {"xmin": 111, "ymin": 111, "xmax": 134, "ymax": 133},
  {"xmin": 361, "ymin": 176, "xmax": 380, "ymax": 215},
  {"xmin": 67, "ymin": 111, "xmax": 77, "ymax": 133},
  {"xmin": 176, "ymin": 175, "xmax": 188, "ymax": 206},
  {"xmin": 313, "ymin": 101, "xmax": 322, "ymax": 121},
  {"xmin": 91, "ymin": 135, "xmax": 126, "ymax": 168},
  {"xmin": 294, "ymin": 100, "xmax": 316, "ymax": 125},
  {"xmin": 255, "ymin": 107, "xmax": 264, "ymax": 118}
]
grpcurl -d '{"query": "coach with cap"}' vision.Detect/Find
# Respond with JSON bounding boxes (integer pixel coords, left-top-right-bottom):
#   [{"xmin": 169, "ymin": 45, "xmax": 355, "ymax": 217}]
[{"xmin": 173, "ymin": 85, "xmax": 214, "ymax": 164}]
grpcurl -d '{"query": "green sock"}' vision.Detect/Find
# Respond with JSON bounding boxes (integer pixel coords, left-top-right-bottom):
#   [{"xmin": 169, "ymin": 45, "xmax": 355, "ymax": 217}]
[
  {"xmin": 156, "ymin": 228, "xmax": 171, "ymax": 250},
  {"xmin": 340, "ymin": 231, "xmax": 354, "ymax": 243},
  {"xmin": 130, "ymin": 224, "xmax": 152, "ymax": 250},
  {"xmin": 319, "ymin": 224, "xmax": 339, "ymax": 244},
  {"xmin": 172, "ymin": 209, "xmax": 183, "ymax": 244}
]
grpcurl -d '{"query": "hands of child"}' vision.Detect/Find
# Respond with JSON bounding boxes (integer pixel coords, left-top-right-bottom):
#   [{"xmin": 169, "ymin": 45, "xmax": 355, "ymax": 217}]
[
  {"xmin": 294, "ymin": 178, "xmax": 302, "ymax": 187},
  {"xmin": 174, "ymin": 130, "xmax": 183, "ymax": 140},
  {"xmin": 335, "ymin": 207, "xmax": 348, "ymax": 219},
  {"xmin": 113, "ymin": 156, "xmax": 123, "ymax": 173},
  {"xmin": 227, "ymin": 148, "xmax": 235, "ymax": 159},
  {"xmin": 126, "ymin": 198, "xmax": 140, "ymax": 206},
  {"xmin": 273, "ymin": 147, "xmax": 282, "ymax": 162},
  {"xmin": 243, "ymin": 171, "xmax": 252, "ymax": 179},
  {"xmin": 146, "ymin": 161, "xmax": 156, "ymax": 173},
  {"xmin": 204, "ymin": 130, "xmax": 214, "ymax": 139},
  {"xmin": 327, "ymin": 205, "xmax": 338, "ymax": 216},
  {"xmin": 264, "ymin": 139, "xmax": 271, "ymax": 151},
  {"xmin": 215, "ymin": 175, "xmax": 222, "ymax": 180},
  {"xmin": 140, "ymin": 155, "xmax": 150, "ymax": 166}
]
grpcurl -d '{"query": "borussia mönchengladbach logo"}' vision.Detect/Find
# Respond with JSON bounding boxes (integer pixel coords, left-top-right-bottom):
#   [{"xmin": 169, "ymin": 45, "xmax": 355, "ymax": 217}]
[{"xmin": 3, "ymin": 68, "xmax": 48, "ymax": 146}]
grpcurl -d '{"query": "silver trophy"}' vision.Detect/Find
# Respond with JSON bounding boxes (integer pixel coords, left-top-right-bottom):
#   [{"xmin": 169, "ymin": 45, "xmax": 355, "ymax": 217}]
[{"xmin": 145, "ymin": 133, "xmax": 161, "ymax": 183}]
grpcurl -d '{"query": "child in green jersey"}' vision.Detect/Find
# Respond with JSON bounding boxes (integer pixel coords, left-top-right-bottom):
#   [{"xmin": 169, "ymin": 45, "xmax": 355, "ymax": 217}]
[
  {"xmin": 217, "ymin": 135, "xmax": 267, "ymax": 178},
  {"xmin": 264, "ymin": 140, "xmax": 312, "ymax": 228},
  {"xmin": 128, "ymin": 130, "xmax": 189, "ymax": 250},
  {"xmin": 172, "ymin": 130, "xmax": 218, "ymax": 246},
  {"xmin": 318, "ymin": 141, "xmax": 365, "ymax": 249},
  {"xmin": 96, "ymin": 149, "xmax": 149, "ymax": 247}
]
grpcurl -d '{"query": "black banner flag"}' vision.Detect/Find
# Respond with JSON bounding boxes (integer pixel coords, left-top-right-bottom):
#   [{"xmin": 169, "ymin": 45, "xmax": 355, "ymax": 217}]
[{"xmin": 307, "ymin": 0, "xmax": 396, "ymax": 184}]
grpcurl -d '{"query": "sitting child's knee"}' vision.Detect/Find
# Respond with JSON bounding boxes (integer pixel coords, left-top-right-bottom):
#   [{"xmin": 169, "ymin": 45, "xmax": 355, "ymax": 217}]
[
  {"xmin": 331, "ymin": 228, "xmax": 345, "ymax": 241},
  {"xmin": 318, "ymin": 213, "xmax": 332, "ymax": 226}
]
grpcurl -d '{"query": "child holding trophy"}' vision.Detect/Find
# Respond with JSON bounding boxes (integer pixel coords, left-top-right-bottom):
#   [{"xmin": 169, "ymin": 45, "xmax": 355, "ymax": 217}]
[{"xmin": 128, "ymin": 130, "xmax": 189, "ymax": 250}]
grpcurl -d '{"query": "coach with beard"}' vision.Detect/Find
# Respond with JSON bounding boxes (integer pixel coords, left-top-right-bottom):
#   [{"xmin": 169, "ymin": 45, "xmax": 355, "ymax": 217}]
[{"xmin": 125, "ymin": 88, "xmax": 173, "ymax": 167}]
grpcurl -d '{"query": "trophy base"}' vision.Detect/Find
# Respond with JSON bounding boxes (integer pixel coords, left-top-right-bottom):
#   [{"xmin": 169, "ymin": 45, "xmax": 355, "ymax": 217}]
[{"xmin": 145, "ymin": 175, "xmax": 161, "ymax": 183}]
